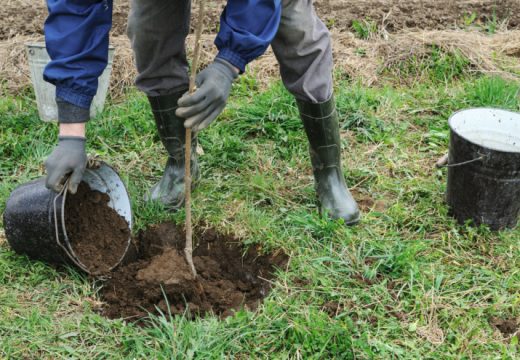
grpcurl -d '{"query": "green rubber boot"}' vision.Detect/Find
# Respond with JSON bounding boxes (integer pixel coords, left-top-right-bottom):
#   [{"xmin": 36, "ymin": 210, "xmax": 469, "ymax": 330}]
[
  {"xmin": 146, "ymin": 92, "xmax": 199, "ymax": 209},
  {"xmin": 297, "ymin": 96, "xmax": 360, "ymax": 225}
]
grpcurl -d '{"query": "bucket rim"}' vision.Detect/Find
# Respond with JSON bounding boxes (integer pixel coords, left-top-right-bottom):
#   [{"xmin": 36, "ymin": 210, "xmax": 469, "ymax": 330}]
[{"xmin": 448, "ymin": 107, "xmax": 520, "ymax": 154}]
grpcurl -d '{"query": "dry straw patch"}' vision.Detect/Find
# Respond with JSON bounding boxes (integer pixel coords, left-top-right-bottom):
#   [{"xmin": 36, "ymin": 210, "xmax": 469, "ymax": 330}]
[
  {"xmin": 0, "ymin": 230, "xmax": 6, "ymax": 246},
  {"xmin": 0, "ymin": 35, "xmax": 38, "ymax": 96},
  {"xmin": 1, "ymin": 30, "xmax": 519, "ymax": 100},
  {"xmin": 378, "ymin": 30, "xmax": 520, "ymax": 81}
]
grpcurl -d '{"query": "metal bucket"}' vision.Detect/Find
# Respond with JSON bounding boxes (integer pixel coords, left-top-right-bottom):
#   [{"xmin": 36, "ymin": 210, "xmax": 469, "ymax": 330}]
[
  {"xmin": 446, "ymin": 108, "xmax": 520, "ymax": 230},
  {"xmin": 26, "ymin": 43, "xmax": 114, "ymax": 122},
  {"xmin": 3, "ymin": 162, "xmax": 132, "ymax": 274}
]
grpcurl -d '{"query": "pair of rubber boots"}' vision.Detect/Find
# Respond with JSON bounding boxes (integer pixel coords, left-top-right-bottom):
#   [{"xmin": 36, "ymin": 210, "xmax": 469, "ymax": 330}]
[{"xmin": 146, "ymin": 91, "xmax": 360, "ymax": 225}]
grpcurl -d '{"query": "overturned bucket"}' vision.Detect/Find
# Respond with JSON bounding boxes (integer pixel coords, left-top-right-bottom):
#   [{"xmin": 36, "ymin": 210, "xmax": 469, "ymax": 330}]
[
  {"xmin": 3, "ymin": 162, "xmax": 132, "ymax": 274},
  {"xmin": 446, "ymin": 108, "xmax": 520, "ymax": 230}
]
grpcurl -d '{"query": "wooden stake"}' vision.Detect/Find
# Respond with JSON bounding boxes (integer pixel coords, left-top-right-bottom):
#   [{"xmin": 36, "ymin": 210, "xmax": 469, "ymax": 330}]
[{"xmin": 184, "ymin": 0, "xmax": 206, "ymax": 279}]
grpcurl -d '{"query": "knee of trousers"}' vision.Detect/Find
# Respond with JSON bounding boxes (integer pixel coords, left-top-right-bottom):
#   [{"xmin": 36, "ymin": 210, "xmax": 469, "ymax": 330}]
[
  {"xmin": 126, "ymin": 3, "xmax": 191, "ymax": 95},
  {"xmin": 276, "ymin": 0, "xmax": 332, "ymax": 49},
  {"xmin": 273, "ymin": 5, "xmax": 334, "ymax": 103},
  {"xmin": 126, "ymin": 1, "xmax": 190, "ymax": 58}
]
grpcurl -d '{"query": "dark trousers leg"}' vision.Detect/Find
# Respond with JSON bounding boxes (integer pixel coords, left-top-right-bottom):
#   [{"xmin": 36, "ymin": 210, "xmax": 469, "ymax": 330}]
[
  {"xmin": 127, "ymin": 0, "xmax": 191, "ymax": 96},
  {"xmin": 271, "ymin": 0, "xmax": 334, "ymax": 104}
]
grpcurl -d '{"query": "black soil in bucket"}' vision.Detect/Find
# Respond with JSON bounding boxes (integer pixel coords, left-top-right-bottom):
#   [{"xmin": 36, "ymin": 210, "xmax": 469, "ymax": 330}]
[
  {"xmin": 100, "ymin": 222, "xmax": 288, "ymax": 320},
  {"xmin": 66, "ymin": 182, "xmax": 130, "ymax": 274}
]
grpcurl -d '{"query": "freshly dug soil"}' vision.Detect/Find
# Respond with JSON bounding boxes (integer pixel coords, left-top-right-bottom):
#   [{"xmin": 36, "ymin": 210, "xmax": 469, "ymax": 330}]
[
  {"xmin": 65, "ymin": 182, "xmax": 130, "ymax": 274},
  {"xmin": 100, "ymin": 222, "xmax": 287, "ymax": 320},
  {"xmin": 3, "ymin": 0, "xmax": 520, "ymax": 41},
  {"xmin": 316, "ymin": 0, "xmax": 520, "ymax": 32}
]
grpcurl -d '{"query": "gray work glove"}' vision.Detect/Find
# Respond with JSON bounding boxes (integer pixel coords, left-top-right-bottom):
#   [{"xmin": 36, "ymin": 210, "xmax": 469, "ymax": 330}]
[
  {"xmin": 45, "ymin": 136, "xmax": 87, "ymax": 194},
  {"xmin": 176, "ymin": 58, "xmax": 238, "ymax": 132}
]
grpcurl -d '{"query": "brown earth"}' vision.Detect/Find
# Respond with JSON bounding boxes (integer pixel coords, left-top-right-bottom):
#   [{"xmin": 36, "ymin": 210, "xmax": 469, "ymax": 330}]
[
  {"xmin": 317, "ymin": 0, "xmax": 520, "ymax": 32},
  {"xmin": 100, "ymin": 222, "xmax": 288, "ymax": 320},
  {"xmin": 490, "ymin": 317, "xmax": 519, "ymax": 336},
  {"xmin": 65, "ymin": 182, "xmax": 130, "ymax": 275},
  {"xmin": 2, "ymin": 0, "xmax": 520, "ymax": 41}
]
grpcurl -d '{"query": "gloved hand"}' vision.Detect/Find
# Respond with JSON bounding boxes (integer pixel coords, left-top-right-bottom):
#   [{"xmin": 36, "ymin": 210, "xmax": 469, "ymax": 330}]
[
  {"xmin": 45, "ymin": 136, "xmax": 87, "ymax": 194},
  {"xmin": 176, "ymin": 58, "xmax": 238, "ymax": 132}
]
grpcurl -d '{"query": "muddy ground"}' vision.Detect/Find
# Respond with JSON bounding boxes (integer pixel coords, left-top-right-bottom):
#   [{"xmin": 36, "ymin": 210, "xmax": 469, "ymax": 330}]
[
  {"xmin": 101, "ymin": 222, "xmax": 287, "ymax": 320},
  {"xmin": 2, "ymin": 0, "xmax": 519, "ymax": 41}
]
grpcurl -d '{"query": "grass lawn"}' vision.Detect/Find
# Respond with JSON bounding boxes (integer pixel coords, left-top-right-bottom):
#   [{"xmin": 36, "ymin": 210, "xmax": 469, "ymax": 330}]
[{"xmin": 1, "ymin": 66, "xmax": 519, "ymax": 358}]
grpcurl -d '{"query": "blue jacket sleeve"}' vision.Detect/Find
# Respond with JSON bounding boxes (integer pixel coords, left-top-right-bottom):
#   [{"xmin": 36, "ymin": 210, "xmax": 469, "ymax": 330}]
[
  {"xmin": 215, "ymin": 0, "xmax": 281, "ymax": 73},
  {"xmin": 43, "ymin": 0, "xmax": 112, "ymax": 118}
]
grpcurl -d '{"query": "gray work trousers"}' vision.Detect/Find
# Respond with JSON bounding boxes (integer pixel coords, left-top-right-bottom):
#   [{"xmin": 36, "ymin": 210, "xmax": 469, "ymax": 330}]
[{"xmin": 127, "ymin": 0, "xmax": 333, "ymax": 103}]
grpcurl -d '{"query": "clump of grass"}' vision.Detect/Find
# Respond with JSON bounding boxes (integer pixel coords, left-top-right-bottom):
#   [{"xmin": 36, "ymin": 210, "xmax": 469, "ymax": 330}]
[
  {"xmin": 464, "ymin": 76, "xmax": 520, "ymax": 110},
  {"xmin": 335, "ymin": 82, "xmax": 389, "ymax": 143},
  {"xmin": 462, "ymin": 12, "xmax": 478, "ymax": 27},
  {"xmin": 351, "ymin": 19, "xmax": 378, "ymax": 40},
  {"xmin": 388, "ymin": 45, "xmax": 471, "ymax": 84},
  {"xmin": 485, "ymin": 8, "xmax": 500, "ymax": 34}
]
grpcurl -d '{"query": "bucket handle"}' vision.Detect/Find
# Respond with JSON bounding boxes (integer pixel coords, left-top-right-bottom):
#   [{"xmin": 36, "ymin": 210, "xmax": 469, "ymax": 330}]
[
  {"xmin": 436, "ymin": 153, "xmax": 487, "ymax": 168},
  {"xmin": 52, "ymin": 179, "xmax": 93, "ymax": 274}
]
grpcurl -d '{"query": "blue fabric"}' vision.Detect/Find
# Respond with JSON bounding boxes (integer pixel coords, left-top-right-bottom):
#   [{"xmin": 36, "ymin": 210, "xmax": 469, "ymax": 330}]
[
  {"xmin": 44, "ymin": 0, "xmax": 113, "ymax": 109},
  {"xmin": 215, "ymin": 0, "xmax": 282, "ymax": 73},
  {"xmin": 43, "ymin": 0, "xmax": 281, "ymax": 109}
]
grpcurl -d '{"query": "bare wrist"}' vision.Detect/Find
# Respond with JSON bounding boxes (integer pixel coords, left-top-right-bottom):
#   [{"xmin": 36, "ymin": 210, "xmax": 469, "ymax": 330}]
[{"xmin": 59, "ymin": 123, "xmax": 86, "ymax": 138}]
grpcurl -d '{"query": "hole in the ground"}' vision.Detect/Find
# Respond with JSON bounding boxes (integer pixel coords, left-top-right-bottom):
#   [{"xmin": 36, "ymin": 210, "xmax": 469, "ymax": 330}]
[
  {"xmin": 99, "ymin": 222, "xmax": 288, "ymax": 320},
  {"xmin": 490, "ymin": 317, "xmax": 519, "ymax": 337}
]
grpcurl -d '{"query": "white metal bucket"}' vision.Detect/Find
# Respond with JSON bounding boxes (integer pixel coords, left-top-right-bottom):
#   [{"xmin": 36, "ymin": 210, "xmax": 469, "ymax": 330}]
[{"xmin": 26, "ymin": 42, "xmax": 114, "ymax": 122}]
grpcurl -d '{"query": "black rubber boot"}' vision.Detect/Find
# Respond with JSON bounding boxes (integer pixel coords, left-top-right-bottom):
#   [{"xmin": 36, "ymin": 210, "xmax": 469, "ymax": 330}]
[
  {"xmin": 297, "ymin": 96, "xmax": 360, "ymax": 225},
  {"xmin": 146, "ymin": 91, "xmax": 199, "ymax": 209}
]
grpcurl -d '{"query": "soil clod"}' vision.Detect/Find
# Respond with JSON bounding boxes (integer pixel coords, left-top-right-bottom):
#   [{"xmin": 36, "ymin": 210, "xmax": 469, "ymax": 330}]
[
  {"xmin": 65, "ymin": 182, "xmax": 130, "ymax": 274},
  {"xmin": 100, "ymin": 222, "xmax": 287, "ymax": 320}
]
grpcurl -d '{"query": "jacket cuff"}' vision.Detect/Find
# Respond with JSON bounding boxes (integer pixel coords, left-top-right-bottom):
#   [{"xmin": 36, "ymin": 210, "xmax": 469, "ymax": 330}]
[
  {"xmin": 216, "ymin": 49, "xmax": 247, "ymax": 74},
  {"xmin": 56, "ymin": 98, "xmax": 90, "ymax": 123},
  {"xmin": 56, "ymin": 86, "xmax": 93, "ymax": 109}
]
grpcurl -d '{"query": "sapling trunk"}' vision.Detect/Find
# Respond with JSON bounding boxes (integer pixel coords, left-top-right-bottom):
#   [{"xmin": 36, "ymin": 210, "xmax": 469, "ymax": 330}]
[{"xmin": 184, "ymin": 0, "xmax": 206, "ymax": 279}]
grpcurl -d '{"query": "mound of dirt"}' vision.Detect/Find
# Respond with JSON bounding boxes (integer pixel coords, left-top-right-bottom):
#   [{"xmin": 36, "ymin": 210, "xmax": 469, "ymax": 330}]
[
  {"xmin": 65, "ymin": 182, "xmax": 130, "ymax": 275},
  {"xmin": 100, "ymin": 222, "xmax": 287, "ymax": 320}
]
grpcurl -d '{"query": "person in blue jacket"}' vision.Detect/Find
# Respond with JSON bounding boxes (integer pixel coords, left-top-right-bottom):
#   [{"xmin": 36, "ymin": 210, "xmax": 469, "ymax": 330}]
[{"xmin": 43, "ymin": 0, "xmax": 360, "ymax": 225}]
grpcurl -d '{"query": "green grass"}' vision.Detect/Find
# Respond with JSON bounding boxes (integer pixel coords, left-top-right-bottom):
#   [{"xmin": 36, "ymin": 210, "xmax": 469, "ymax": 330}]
[
  {"xmin": 385, "ymin": 46, "xmax": 472, "ymax": 86},
  {"xmin": 1, "ymin": 73, "xmax": 520, "ymax": 358},
  {"xmin": 351, "ymin": 19, "xmax": 379, "ymax": 40},
  {"xmin": 458, "ymin": 6, "xmax": 511, "ymax": 34}
]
